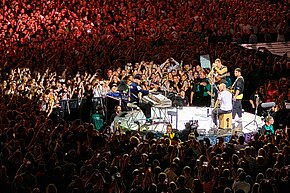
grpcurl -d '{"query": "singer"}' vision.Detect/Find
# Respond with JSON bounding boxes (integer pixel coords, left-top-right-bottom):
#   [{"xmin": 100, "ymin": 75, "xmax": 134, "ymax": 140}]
[{"xmin": 212, "ymin": 83, "xmax": 233, "ymax": 127}]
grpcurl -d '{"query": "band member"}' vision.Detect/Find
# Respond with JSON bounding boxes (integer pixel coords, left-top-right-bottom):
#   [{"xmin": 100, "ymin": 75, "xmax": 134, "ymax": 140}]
[
  {"xmin": 207, "ymin": 58, "xmax": 228, "ymax": 85},
  {"xmin": 212, "ymin": 83, "xmax": 233, "ymax": 127},
  {"xmin": 130, "ymin": 74, "xmax": 154, "ymax": 123},
  {"xmin": 232, "ymin": 68, "xmax": 244, "ymax": 122}
]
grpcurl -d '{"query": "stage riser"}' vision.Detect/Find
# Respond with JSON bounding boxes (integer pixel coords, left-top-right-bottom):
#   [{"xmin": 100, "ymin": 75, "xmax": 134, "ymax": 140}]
[{"xmin": 150, "ymin": 107, "xmax": 264, "ymax": 134}]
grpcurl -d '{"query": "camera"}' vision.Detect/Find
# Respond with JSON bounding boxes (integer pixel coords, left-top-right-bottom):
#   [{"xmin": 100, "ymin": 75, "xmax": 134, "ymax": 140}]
[
  {"xmin": 185, "ymin": 120, "xmax": 199, "ymax": 132},
  {"xmin": 181, "ymin": 120, "xmax": 199, "ymax": 141}
]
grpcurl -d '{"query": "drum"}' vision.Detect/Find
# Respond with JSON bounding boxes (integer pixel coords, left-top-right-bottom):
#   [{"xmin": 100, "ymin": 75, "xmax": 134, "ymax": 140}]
[{"xmin": 113, "ymin": 110, "xmax": 146, "ymax": 131}]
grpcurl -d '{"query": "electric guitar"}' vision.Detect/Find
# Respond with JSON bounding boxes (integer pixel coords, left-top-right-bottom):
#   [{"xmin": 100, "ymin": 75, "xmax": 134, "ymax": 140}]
[{"xmin": 228, "ymin": 76, "xmax": 244, "ymax": 99}]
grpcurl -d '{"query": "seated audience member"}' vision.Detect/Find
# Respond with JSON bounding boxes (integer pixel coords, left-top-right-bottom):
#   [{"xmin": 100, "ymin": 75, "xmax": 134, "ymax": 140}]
[{"xmin": 212, "ymin": 83, "xmax": 232, "ymax": 127}]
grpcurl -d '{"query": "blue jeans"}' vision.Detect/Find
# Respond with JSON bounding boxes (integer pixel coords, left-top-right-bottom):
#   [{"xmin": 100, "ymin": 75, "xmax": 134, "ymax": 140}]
[{"xmin": 212, "ymin": 108, "xmax": 232, "ymax": 126}]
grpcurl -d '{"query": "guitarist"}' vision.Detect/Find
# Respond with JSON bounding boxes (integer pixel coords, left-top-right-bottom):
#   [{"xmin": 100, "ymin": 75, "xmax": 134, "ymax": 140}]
[
  {"xmin": 208, "ymin": 58, "xmax": 228, "ymax": 85},
  {"xmin": 207, "ymin": 58, "xmax": 229, "ymax": 105},
  {"xmin": 231, "ymin": 68, "xmax": 245, "ymax": 122}
]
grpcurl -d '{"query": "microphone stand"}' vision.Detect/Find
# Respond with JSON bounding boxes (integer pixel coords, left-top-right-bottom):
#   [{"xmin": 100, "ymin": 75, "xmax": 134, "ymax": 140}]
[
  {"xmin": 209, "ymin": 67, "xmax": 217, "ymax": 131},
  {"xmin": 244, "ymin": 95, "xmax": 259, "ymax": 132},
  {"xmin": 160, "ymin": 79, "xmax": 168, "ymax": 97},
  {"xmin": 128, "ymin": 83, "xmax": 131, "ymax": 103}
]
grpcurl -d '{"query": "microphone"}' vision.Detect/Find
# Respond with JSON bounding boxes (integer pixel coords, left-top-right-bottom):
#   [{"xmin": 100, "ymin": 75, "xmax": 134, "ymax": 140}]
[{"xmin": 261, "ymin": 102, "xmax": 275, "ymax": 109}]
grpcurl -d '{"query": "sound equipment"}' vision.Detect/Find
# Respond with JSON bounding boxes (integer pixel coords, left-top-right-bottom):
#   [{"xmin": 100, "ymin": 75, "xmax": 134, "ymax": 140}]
[{"xmin": 112, "ymin": 110, "xmax": 146, "ymax": 131}]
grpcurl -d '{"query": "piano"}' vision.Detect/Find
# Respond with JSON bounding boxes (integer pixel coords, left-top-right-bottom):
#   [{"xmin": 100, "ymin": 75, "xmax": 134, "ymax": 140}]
[{"xmin": 143, "ymin": 93, "xmax": 172, "ymax": 108}]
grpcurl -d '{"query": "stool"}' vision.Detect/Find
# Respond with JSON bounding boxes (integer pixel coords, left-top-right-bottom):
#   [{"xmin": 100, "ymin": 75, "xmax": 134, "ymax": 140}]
[{"xmin": 219, "ymin": 113, "xmax": 232, "ymax": 129}]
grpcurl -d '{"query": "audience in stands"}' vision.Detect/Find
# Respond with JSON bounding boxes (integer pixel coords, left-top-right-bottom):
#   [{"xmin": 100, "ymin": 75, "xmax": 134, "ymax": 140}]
[
  {"xmin": 0, "ymin": 48, "xmax": 289, "ymax": 192},
  {"xmin": 0, "ymin": 0, "xmax": 290, "ymax": 73}
]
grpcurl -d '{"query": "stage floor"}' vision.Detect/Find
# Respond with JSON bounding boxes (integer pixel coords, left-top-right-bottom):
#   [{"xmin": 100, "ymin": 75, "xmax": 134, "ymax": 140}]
[{"xmin": 148, "ymin": 106, "xmax": 264, "ymax": 135}]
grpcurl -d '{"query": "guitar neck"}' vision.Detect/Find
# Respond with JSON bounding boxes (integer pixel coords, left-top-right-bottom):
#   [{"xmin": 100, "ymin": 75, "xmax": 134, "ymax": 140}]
[{"xmin": 220, "ymin": 72, "xmax": 230, "ymax": 78}]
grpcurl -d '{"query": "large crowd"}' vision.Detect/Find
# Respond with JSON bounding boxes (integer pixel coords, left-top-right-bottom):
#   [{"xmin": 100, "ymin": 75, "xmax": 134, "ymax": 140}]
[
  {"xmin": 1, "ymin": 0, "xmax": 290, "ymax": 193},
  {"xmin": 0, "ymin": 46, "xmax": 289, "ymax": 193},
  {"xmin": 1, "ymin": 0, "xmax": 290, "ymax": 74}
]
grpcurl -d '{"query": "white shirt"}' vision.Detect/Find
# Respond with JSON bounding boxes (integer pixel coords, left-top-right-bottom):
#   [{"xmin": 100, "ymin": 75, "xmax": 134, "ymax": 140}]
[{"xmin": 218, "ymin": 90, "xmax": 232, "ymax": 111}]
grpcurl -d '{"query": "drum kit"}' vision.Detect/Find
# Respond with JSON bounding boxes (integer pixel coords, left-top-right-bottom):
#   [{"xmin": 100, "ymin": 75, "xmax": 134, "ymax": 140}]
[
  {"xmin": 112, "ymin": 109, "xmax": 146, "ymax": 131},
  {"xmin": 112, "ymin": 108, "xmax": 170, "ymax": 133}
]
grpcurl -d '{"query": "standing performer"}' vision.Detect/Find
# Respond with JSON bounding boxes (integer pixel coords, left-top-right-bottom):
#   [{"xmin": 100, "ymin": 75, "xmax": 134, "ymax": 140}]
[
  {"xmin": 208, "ymin": 58, "xmax": 228, "ymax": 85},
  {"xmin": 231, "ymin": 68, "xmax": 245, "ymax": 122},
  {"xmin": 212, "ymin": 83, "xmax": 233, "ymax": 127},
  {"xmin": 207, "ymin": 58, "xmax": 229, "ymax": 108}
]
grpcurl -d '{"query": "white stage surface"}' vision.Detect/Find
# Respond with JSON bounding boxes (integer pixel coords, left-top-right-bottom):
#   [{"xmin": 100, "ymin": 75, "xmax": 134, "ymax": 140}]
[
  {"xmin": 115, "ymin": 106, "xmax": 264, "ymax": 136},
  {"xmin": 148, "ymin": 107, "xmax": 264, "ymax": 135}
]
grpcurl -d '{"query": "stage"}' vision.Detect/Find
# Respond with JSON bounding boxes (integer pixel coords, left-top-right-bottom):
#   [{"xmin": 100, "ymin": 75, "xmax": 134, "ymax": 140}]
[
  {"xmin": 152, "ymin": 106, "xmax": 264, "ymax": 135},
  {"xmin": 115, "ymin": 106, "xmax": 264, "ymax": 137}
]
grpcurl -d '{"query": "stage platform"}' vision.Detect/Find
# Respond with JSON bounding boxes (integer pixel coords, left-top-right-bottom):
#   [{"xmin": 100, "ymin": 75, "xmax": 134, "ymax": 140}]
[
  {"xmin": 114, "ymin": 106, "xmax": 264, "ymax": 140},
  {"xmin": 147, "ymin": 106, "xmax": 264, "ymax": 136}
]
